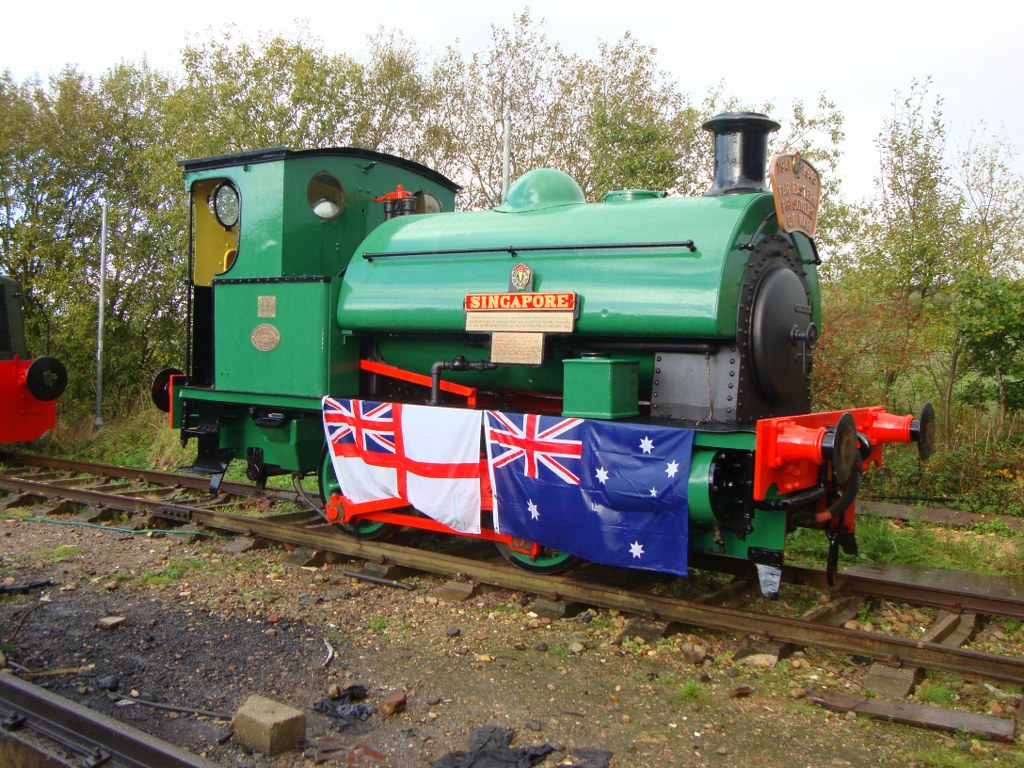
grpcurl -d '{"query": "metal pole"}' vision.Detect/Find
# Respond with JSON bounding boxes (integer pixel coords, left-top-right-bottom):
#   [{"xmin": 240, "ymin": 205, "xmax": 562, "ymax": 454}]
[
  {"xmin": 94, "ymin": 200, "xmax": 107, "ymax": 430},
  {"xmin": 501, "ymin": 114, "xmax": 511, "ymax": 202}
]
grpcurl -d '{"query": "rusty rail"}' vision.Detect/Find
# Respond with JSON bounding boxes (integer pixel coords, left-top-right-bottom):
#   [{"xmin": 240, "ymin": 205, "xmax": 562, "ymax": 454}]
[{"xmin": 3, "ymin": 455, "xmax": 1024, "ymax": 685}]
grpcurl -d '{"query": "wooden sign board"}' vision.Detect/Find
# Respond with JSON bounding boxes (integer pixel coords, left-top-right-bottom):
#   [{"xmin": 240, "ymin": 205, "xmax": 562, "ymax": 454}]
[{"xmin": 769, "ymin": 153, "xmax": 821, "ymax": 237}]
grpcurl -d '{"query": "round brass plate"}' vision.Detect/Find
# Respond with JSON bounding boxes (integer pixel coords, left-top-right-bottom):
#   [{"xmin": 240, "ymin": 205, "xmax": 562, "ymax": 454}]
[{"xmin": 251, "ymin": 323, "xmax": 281, "ymax": 352}]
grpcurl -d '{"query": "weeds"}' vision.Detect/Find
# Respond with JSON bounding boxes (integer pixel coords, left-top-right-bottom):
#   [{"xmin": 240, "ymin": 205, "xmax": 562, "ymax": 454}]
[
  {"xmin": 785, "ymin": 516, "xmax": 1023, "ymax": 579},
  {"xmin": 864, "ymin": 441, "xmax": 1024, "ymax": 518},
  {"xmin": 31, "ymin": 545, "xmax": 84, "ymax": 563},
  {"xmin": 670, "ymin": 680, "xmax": 705, "ymax": 703},
  {"xmin": 916, "ymin": 681, "xmax": 958, "ymax": 706},
  {"xmin": 911, "ymin": 746, "xmax": 989, "ymax": 767},
  {"xmin": 138, "ymin": 556, "xmax": 205, "ymax": 586}
]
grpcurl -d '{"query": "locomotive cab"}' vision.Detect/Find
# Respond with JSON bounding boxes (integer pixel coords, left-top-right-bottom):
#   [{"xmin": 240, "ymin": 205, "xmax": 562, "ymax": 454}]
[{"xmin": 158, "ymin": 148, "xmax": 458, "ymax": 490}]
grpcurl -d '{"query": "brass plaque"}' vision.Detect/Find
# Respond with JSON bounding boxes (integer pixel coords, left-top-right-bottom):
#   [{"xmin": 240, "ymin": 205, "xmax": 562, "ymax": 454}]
[
  {"xmin": 490, "ymin": 332, "xmax": 544, "ymax": 365},
  {"xmin": 251, "ymin": 323, "xmax": 281, "ymax": 352},
  {"xmin": 466, "ymin": 311, "xmax": 575, "ymax": 333},
  {"xmin": 769, "ymin": 153, "xmax": 821, "ymax": 236},
  {"xmin": 257, "ymin": 295, "xmax": 277, "ymax": 318}
]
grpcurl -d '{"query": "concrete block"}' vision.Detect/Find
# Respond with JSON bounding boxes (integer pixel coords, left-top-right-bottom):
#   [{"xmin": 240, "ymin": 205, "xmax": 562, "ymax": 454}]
[
  {"xmin": 438, "ymin": 580, "xmax": 477, "ymax": 602},
  {"xmin": 232, "ymin": 694, "xmax": 305, "ymax": 755},
  {"xmin": 530, "ymin": 599, "xmax": 586, "ymax": 620}
]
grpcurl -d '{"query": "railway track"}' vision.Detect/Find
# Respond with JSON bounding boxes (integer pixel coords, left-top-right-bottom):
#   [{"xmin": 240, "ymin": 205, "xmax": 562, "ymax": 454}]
[
  {"xmin": 2, "ymin": 451, "xmax": 1024, "ymax": 689},
  {"xmin": 0, "ymin": 673, "xmax": 219, "ymax": 768}
]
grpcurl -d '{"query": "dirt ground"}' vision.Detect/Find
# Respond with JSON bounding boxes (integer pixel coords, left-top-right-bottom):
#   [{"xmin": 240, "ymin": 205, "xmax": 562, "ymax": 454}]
[{"xmin": 1, "ymin": 506, "xmax": 1022, "ymax": 768}]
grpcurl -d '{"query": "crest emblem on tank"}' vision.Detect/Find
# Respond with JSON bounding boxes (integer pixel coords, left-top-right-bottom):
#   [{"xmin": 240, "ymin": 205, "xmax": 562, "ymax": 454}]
[
  {"xmin": 509, "ymin": 263, "xmax": 533, "ymax": 292},
  {"xmin": 251, "ymin": 323, "xmax": 281, "ymax": 352}
]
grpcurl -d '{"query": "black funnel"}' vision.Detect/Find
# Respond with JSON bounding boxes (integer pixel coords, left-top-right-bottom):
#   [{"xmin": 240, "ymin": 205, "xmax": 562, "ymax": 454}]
[{"xmin": 703, "ymin": 112, "xmax": 780, "ymax": 196}]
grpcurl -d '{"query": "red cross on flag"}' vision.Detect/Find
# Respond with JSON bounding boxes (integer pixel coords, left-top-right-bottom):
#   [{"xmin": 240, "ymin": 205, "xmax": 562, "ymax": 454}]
[{"xmin": 322, "ymin": 398, "xmax": 482, "ymax": 533}]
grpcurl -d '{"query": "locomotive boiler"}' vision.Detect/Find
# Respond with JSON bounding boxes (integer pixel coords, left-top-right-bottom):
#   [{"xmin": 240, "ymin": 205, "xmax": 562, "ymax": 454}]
[
  {"xmin": 0, "ymin": 274, "xmax": 67, "ymax": 443},
  {"xmin": 156, "ymin": 113, "xmax": 934, "ymax": 593}
]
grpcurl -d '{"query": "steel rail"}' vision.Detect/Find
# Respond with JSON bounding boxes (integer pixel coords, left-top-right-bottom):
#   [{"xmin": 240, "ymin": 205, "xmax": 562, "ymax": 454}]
[
  {"xmin": 0, "ymin": 452, "xmax": 301, "ymax": 503},
  {"xmin": 0, "ymin": 673, "xmax": 219, "ymax": 768},
  {"xmin": 197, "ymin": 515, "xmax": 1024, "ymax": 686},
  {"xmin": 690, "ymin": 552, "xmax": 1024, "ymax": 621},
  {"xmin": 4, "ymin": 467, "xmax": 1024, "ymax": 685},
  {"xmin": 794, "ymin": 564, "xmax": 1024, "ymax": 621}
]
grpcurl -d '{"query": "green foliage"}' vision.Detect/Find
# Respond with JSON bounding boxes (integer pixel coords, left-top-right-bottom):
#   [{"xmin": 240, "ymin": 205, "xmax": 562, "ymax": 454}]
[
  {"xmin": 953, "ymin": 273, "xmax": 1024, "ymax": 419},
  {"xmin": 670, "ymin": 680, "xmax": 705, "ymax": 703},
  {"xmin": 0, "ymin": 64, "xmax": 184, "ymax": 418},
  {"xmin": 139, "ymin": 556, "xmax": 204, "ymax": 585},
  {"xmin": 911, "ymin": 747, "xmax": 994, "ymax": 767},
  {"xmin": 814, "ymin": 77, "xmax": 1024, "ymax": 458},
  {"xmin": 620, "ymin": 638, "xmax": 643, "ymax": 654},
  {"xmin": 865, "ymin": 439, "xmax": 1024, "ymax": 519},
  {"xmin": 31, "ymin": 545, "xmax": 84, "ymax": 562},
  {"xmin": 916, "ymin": 681, "xmax": 958, "ymax": 707},
  {"xmin": 786, "ymin": 510, "xmax": 1024, "ymax": 579},
  {"xmin": 59, "ymin": 398, "xmax": 191, "ymax": 469},
  {"xmin": 368, "ymin": 617, "xmax": 388, "ymax": 631}
]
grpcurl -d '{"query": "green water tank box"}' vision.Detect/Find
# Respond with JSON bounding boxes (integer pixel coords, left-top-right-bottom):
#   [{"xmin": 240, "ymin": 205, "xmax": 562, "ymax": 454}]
[
  {"xmin": 562, "ymin": 358, "xmax": 639, "ymax": 419},
  {"xmin": 214, "ymin": 277, "xmax": 357, "ymax": 397}
]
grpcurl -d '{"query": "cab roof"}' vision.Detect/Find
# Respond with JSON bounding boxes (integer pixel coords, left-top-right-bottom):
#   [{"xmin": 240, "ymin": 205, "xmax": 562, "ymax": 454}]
[{"xmin": 179, "ymin": 146, "xmax": 460, "ymax": 193}]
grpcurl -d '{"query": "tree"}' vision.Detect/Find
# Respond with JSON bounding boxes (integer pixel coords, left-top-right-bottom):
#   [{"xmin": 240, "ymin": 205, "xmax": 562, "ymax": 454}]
[
  {"xmin": 577, "ymin": 34, "xmax": 702, "ymax": 198},
  {"xmin": 953, "ymin": 273, "xmax": 1024, "ymax": 431},
  {"xmin": 0, "ymin": 63, "xmax": 185, "ymax": 416},
  {"xmin": 427, "ymin": 10, "xmax": 583, "ymax": 209},
  {"xmin": 172, "ymin": 28, "xmax": 358, "ymax": 157},
  {"xmin": 823, "ymin": 81, "xmax": 966, "ymax": 414}
]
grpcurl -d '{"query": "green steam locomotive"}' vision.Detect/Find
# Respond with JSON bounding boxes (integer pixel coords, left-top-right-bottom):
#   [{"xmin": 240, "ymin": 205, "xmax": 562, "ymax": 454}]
[{"xmin": 154, "ymin": 113, "xmax": 933, "ymax": 594}]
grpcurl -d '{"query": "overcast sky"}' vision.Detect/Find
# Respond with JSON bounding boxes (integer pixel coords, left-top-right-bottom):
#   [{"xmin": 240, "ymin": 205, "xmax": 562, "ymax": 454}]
[{"xmin": 6, "ymin": 0, "xmax": 1022, "ymax": 199}]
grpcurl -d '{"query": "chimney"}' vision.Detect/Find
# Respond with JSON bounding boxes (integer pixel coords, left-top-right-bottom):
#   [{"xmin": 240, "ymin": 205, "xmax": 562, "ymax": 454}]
[{"xmin": 702, "ymin": 112, "xmax": 780, "ymax": 196}]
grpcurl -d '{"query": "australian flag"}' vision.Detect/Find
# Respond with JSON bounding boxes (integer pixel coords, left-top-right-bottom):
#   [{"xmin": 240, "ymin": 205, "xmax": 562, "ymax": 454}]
[{"xmin": 485, "ymin": 411, "xmax": 694, "ymax": 576}]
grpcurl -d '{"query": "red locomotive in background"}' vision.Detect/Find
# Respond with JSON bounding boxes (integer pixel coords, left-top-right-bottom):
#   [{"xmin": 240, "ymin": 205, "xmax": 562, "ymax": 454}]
[{"xmin": 0, "ymin": 274, "xmax": 66, "ymax": 443}]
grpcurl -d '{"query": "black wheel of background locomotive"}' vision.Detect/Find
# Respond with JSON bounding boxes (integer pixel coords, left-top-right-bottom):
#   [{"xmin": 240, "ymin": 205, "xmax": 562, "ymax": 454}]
[
  {"xmin": 494, "ymin": 541, "xmax": 583, "ymax": 575},
  {"xmin": 316, "ymin": 444, "xmax": 397, "ymax": 540},
  {"xmin": 150, "ymin": 367, "xmax": 182, "ymax": 413},
  {"xmin": 25, "ymin": 357, "xmax": 67, "ymax": 401}
]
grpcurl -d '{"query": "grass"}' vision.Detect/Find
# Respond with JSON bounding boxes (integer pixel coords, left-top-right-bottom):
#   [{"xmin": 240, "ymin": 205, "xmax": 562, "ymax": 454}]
[
  {"xmin": 910, "ymin": 748, "xmax": 985, "ymax": 767},
  {"xmin": 53, "ymin": 404, "xmax": 298, "ymax": 491},
  {"xmin": 916, "ymin": 681, "xmax": 958, "ymax": 707},
  {"xmin": 138, "ymin": 556, "xmax": 205, "ymax": 586},
  {"xmin": 670, "ymin": 680, "xmax": 705, "ymax": 703},
  {"xmin": 784, "ymin": 515, "xmax": 1024, "ymax": 579},
  {"xmin": 56, "ymin": 401, "xmax": 192, "ymax": 470},
  {"xmin": 31, "ymin": 545, "xmax": 84, "ymax": 563},
  {"xmin": 863, "ymin": 439, "xmax": 1024, "ymax": 519}
]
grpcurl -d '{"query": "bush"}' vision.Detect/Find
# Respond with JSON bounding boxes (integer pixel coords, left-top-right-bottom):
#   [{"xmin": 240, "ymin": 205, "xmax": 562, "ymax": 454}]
[{"xmin": 863, "ymin": 441, "xmax": 1024, "ymax": 517}]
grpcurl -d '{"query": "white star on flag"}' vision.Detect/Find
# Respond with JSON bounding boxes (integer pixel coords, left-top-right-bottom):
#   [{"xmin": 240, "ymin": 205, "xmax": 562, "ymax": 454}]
[
  {"xmin": 629, "ymin": 541, "xmax": 645, "ymax": 559},
  {"xmin": 595, "ymin": 467, "xmax": 609, "ymax": 484},
  {"xmin": 666, "ymin": 460, "xmax": 679, "ymax": 478},
  {"xmin": 639, "ymin": 436, "xmax": 654, "ymax": 454},
  {"xmin": 649, "ymin": 487, "xmax": 658, "ymax": 497},
  {"xmin": 527, "ymin": 499, "xmax": 540, "ymax": 520}
]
